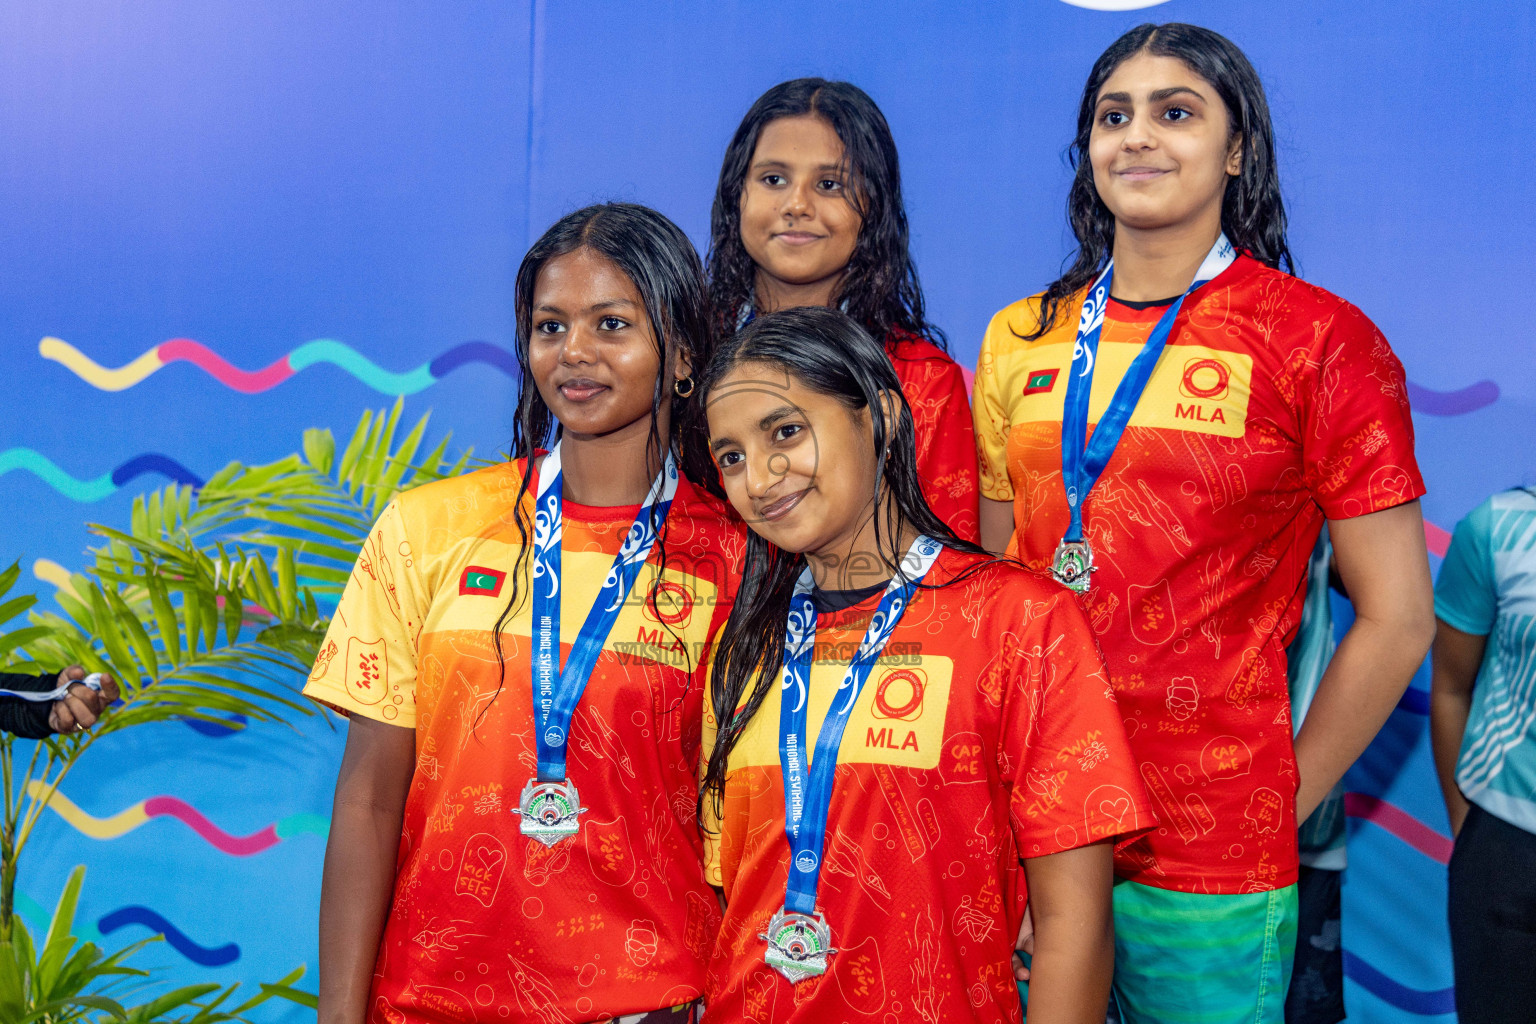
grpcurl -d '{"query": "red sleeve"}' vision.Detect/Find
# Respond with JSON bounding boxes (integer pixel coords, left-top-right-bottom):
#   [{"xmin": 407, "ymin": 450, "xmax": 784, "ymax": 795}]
[
  {"xmin": 999, "ymin": 586, "xmax": 1155, "ymax": 859},
  {"xmin": 1297, "ymin": 300, "xmax": 1426, "ymax": 519},
  {"xmin": 893, "ymin": 347, "xmax": 981, "ymax": 543}
]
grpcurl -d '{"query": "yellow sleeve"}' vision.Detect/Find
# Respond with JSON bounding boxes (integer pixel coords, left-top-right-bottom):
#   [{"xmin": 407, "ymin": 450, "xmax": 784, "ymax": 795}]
[
  {"xmin": 700, "ymin": 651, "xmax": 724, "ymax": 888},
  {"xmin": 973, "ymin": 306, "xmax": 1020, "ymax": 502},
  {"xmin": 302, "ymin": 499, "xmax": 425, "ymax": 728}
]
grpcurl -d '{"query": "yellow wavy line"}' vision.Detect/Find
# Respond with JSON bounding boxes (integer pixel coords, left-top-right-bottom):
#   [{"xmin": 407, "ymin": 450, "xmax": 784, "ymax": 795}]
[
  {"xmin": 32, "ymin": 558, "xmax": 79, "ymax": 599},
  {"xmin": 26, "ymin": 781, "xmax": 149, "ymax": 839},
  {"xmin": 39, "ymin": 337, "xmax": 164, "ymax": 392}
]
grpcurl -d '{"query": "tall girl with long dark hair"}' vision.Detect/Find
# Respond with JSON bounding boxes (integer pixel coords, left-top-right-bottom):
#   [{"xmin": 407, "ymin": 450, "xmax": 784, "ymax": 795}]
[
  {"xmin": 973, "ymin": 23, "xmax": 1434, "ymax": 1023},
  {"xmin": 699, "ymin": 306, "xmax": 1152, "ymax": 1023},
  {"xmin": 707, "ymin": 77, "xmax": 981, "ymax": 542},
  {"xmin": 307, "ymin": 203, "xmax": 743, "ymax": 1024}
]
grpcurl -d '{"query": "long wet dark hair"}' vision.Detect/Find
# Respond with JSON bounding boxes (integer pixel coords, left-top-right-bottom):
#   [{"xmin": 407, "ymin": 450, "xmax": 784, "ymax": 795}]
[
  {"xmin": 697, "ymin": 306, "xmax": 988, "ymax": 816},
  {"xmin": 1025, "ymin": 22, "xmax": 1294, "ymax": 340},
  {"xmin": 489, "ymin": 202, "xmax": 715, "ymax": 714},
  {"xmin": 706, "ymin": 78, "xmax": 945, "ymax": 351}
]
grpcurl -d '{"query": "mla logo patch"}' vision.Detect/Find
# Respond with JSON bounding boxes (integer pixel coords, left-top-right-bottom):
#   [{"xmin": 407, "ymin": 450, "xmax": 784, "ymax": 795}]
[
  {"xmin": 1023, "ymin": 368, "xmax": 1060, "ymax": 396},
  {"xmin": 873, "ymin": 668, "xmax": 926, "ymax": 721},
  {"xmin": 646, "ymin": 579, "xmax": 694, "ymax": 626},
  {"xmin": 1180, "ymin": 357, "xmax": 1231, "ymax": 400},
  {"xmin": 459, "ymin": 565, "xmax": 505, "ymax": 597}
]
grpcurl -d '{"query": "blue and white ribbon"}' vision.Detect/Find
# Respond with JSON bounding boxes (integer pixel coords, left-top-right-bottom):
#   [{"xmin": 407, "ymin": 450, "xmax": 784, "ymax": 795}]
[
  {"xmin": 778, "ymin": 535, "xmax": 943, "ymax": 915},
  {"xmin": 530, "ymin": 441, "xmax": 678, "ymax": 781}
]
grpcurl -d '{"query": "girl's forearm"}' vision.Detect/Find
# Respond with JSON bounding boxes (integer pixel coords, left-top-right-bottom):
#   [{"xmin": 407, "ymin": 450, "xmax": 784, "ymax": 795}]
[
  {"xmin": 318, "ymin": 717, "xmax": 415, "ymax": 1024},
  {"xmin": 1429, "ymin": 686, "xmax": 1473, "ymax": 834},
  {"xmin": 1025, "ymin": 911, "xmax": 1115, "ymax": 1024},
  {"xmin": 1292, "ymin": 610, "xmax": 1432, "ymax": 822},
  {"xmin": 318, "ymin": 798, "xmax": 406, "ymax": 1024}
]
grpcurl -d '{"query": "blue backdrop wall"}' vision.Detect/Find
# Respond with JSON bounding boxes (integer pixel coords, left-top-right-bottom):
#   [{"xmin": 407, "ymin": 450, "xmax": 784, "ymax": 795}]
[{"xmin": 1, "ymin": 1, "xmax": 1531, "ymax": 1021}]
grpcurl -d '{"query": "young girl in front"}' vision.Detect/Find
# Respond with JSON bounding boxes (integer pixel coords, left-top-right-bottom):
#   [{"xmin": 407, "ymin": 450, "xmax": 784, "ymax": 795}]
[
  {"xmin": 307, "ymin": 203, "xmax": 743, "ymax": 1024},
  {"xmin": 699, "ymin": 306, "xmax": 1153, "ymax": 1023},
  {"xmin": 707, "ymin": 77, "xmax": 981, "ymax": 542},
  {"xmin": 973, "ymin": 23, "xmax": 1434, "ymax": 1023}
]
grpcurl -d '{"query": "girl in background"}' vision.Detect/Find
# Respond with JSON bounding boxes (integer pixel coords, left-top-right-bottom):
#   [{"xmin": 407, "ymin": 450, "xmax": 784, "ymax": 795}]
[
  {"xmin": 1432, "ymin": 485, "xmax": 1536, "ymax": 1024},
  {"xmin": 308, "ymin": 203, "xmax": 742, "ymax": 1024},
  {"xmin": 700, "ymin": 306, "xmax": 1151, "ymax": 1023},
  {"xmin": 974, "ymin": 23, "xmax": 1433, "ymax": 1024},
  {"xmin": 706, "ymin": 77, "xmax": 980, "ymax": 542}
]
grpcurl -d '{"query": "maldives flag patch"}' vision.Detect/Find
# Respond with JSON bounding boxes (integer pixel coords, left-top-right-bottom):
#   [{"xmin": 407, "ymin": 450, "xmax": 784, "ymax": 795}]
[
  {"xmin": 1023, "ymin": 368, "xmax": 1060, "ymax": 395},
  {"xmin": 459, "ymin": 566, "xmax": 506, "ymax": 597}
]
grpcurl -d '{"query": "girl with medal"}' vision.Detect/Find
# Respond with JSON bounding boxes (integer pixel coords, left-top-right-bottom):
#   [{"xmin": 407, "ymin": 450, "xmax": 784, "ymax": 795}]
[
  {"xmin": 699, "ymin": 306, "xmax": 1154, "ymax": 1023},
  {"xmin": 973, "ymin": 23, "xmax": 1434, "ymax": 1024},
  {"xmin": 706, "ymin": 78, "xmax": 981, "ymax": 543},
  {"xmin": 306, "ymin": 203, "xmax": 744, "ymax": 1024}
]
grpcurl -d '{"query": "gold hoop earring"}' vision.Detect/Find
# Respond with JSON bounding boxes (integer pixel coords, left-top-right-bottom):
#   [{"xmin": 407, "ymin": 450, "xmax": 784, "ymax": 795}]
[{"xmin": 673, "ymin": 375, "xmax": 695, "ymax": 398}]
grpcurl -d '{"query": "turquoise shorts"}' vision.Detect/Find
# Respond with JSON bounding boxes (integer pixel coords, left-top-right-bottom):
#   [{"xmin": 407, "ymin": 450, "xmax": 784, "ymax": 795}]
[{"xmin": 1111, "ymin": 879, "xmax": 1299, "ymax": 1024}]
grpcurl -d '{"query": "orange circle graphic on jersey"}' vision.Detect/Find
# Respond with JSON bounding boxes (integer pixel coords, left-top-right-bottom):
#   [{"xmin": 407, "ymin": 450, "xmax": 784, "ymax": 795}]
[
  {"xmin": 874, "ymin": 669, "xmax": 925, "ymax": 720},
  {"xmin": 1181, "ymin": 357, "xmax": 1230, "ymax": 399},
  {"xmin": 649, "ymin": 580, "xmax": 693, "ymax": 625}
]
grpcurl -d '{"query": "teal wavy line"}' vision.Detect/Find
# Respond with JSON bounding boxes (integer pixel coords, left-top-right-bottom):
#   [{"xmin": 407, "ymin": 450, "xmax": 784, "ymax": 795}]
[
  {"xmin": 0, "ymin": 449, "xmax": 116, "ymax": 502},
  {"xmin": 275, "ymin": 813, "xmax": 331, "ymax": 840},
  {"xmin": 288, "ymin": 340, "xmax": 437, "ymax": 395},
  {"xmin": 16, "ymin": 890, "xmax": 103, "ymax": 943}
]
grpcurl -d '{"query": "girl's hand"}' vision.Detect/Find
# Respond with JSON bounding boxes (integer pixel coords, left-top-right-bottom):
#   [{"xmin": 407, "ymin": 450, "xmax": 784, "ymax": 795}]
[
  {"xmin": 48, "ymin": 666, "xmax": 119, "ymax": 734},
  {"xmin": 1014, "ymin": 903, "xmax": 1035, "ymax": 981}
]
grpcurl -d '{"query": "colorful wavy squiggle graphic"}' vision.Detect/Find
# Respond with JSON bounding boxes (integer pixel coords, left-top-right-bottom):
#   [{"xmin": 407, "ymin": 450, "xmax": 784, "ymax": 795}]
[
  {"xmin": 29, "ymin": 782, "xmax": 329, "ymax": 854},
  {"xmin": 0, "ymin": 448, "xmax": 202, "ymax": 502},
  {"xmin": 99, "ymin": 906, "xmax": 240, "ymax": 966},
  {"xmin": 1343, "ymin": 950, "xmax": 1456, "ymax": 1015},
  {"xmin": 1345, "ymin": 792, "xmax": 1454, "ymax": 864},
  {"xmin": 41, "ymin": 337, "xmax": 517, "ymax": 395},
  {"xmin": 18, "ymin": 890, "xmax": 240, "ymax": 966}
]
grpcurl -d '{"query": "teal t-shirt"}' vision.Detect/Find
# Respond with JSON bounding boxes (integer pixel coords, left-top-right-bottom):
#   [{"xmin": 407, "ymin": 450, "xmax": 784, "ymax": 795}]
[{"xmin": 1435, "ymin": 487, "xmax": 1536, "ymax": 834}]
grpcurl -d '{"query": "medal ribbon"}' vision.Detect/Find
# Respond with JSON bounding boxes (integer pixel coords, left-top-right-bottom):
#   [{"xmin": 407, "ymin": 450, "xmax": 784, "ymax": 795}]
[
  {"xmin": 1059, "ymin": 234, "xmax": 1237, "ymax": 545},
  {"xmin": 778, "ymin": 535, "xmax": 944, "ymax": 915},
  {"xmin": 530, "ymin": 441, "xmax": 678, "ymax": 781}
]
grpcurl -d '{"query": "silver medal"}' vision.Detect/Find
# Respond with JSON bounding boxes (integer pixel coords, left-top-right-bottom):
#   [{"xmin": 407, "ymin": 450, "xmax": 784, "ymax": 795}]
[
  {"xmin": 1051, "ymin": 538, "xmax": 1096, "ymax": 593},
  {"xmin": 517, "ymin": 778, "xmax": 585, "ymax": 846},
  {"xmin": 761, "ymin": 906, "xmax": 835, "ymax": 983}
]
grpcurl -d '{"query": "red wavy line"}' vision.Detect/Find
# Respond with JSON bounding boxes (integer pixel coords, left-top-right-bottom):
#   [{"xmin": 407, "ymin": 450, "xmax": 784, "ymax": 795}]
[
  {"xmin": 1344, "ymin": 792, "xmax": 1453, "ymax": 864},
  {"xmin": 143, "ymin": 796, "xmax": 279, "ymax": 856},
  {"xmin": 159, "ymin": 340, "xmax": 294, "ymax": 394}
]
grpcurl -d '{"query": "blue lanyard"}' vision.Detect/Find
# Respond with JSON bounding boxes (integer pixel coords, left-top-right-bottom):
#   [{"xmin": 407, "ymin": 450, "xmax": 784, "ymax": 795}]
[
  {"xmin": 530, "ymin": 441, "xmax": 678, "ymax": 781},
  {"xmin": 1060, "ymin": 235, "xmax": 1236, "ymax": 544},
  {"xmin": 778, "ymin": 535, "xmax": 944, "ymax": 915}
]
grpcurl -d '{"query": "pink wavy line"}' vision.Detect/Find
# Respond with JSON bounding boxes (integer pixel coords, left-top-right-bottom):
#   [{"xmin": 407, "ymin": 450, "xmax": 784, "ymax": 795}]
[
  {"xmin": 159, "ymin": 340, "xmax": 295, "ymax": 394},
  {"xmin": 1425, "ymin": 520, "xmax": 1451, "ymax": 559},
  {"xmin": 1344, "ymin": 792, "xmax": 1453, "ymax": 864},
  {"xmin": 143, "ymin": 796, "xmax": 280, "ymax": 856}
]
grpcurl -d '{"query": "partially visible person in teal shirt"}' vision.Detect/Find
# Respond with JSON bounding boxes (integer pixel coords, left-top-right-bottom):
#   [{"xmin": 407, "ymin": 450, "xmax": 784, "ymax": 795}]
[{"xmin": 1432, "ymin": 486, "xmax": 1536, "ymax": 1024}]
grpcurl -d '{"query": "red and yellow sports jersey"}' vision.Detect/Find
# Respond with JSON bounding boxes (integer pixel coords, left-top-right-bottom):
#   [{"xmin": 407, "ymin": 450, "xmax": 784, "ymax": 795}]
[
  {"xmin": 702, "ymin": 548, "xmax": 1153, "ymax": 1023},
  {"xmin": 973, "ymin": 255, "xmax": 1425, "ymax": 894},
  {"xmin": 304, "ymin": 459, "xmax": 745, "ymax": 1024},
  {"xmin": 888, "ymin": 328, "xmax": 981, "ymax": 543}
]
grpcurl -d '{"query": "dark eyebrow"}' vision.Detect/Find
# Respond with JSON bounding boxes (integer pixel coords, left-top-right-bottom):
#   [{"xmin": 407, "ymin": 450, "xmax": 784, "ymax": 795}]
[
  {"xmin": 709, "ymin": 435, "xmax": 736, "ymax": 454},
  {"xmin": 758, "ymin": 405, "xmax": 797, "ymax": 430},
  {"xmin": 534, "ymin": 303, "xmax": 564, "ymax": 314},
  {"xmin": 1097, "ymin": 85, "xmax": 1206, "ymax": 106},
  {"xmin": 750, "ymin": 159, "xmax": 844, "ymax": 174},
  {"xmin": 589, "ymin": 298, "xmax": 640, "ymax": 312}
]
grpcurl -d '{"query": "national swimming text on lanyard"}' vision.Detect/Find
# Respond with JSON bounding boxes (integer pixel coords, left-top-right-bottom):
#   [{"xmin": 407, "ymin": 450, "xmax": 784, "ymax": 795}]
[
  {"xmin": 517, "ymin": 440, "xmax": 679, "ymax": 846},
  {"xmin": 1052, "ymin": 234, "xmax": 1236, "ymax": 593},
  {"xmin": 761, "ymin": 534, "xmax": 944, "ymax": 983}
]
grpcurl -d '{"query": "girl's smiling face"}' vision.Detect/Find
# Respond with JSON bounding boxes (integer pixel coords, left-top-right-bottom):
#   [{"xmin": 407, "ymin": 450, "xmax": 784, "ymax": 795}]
[
  {"xmin": 738, "ymin": 115, "xmax": 863, "ymax": 311},
  {"xmin": 706, "ymin": 360, "xmax": 881, "ymax": 562},
  {"xmin": 528, "ymin": 246, "xmax": 683, "ymax": 441},
  {"xmin": 1088, "ymin": 53, "xmax": 1242, "ymax": 234}
]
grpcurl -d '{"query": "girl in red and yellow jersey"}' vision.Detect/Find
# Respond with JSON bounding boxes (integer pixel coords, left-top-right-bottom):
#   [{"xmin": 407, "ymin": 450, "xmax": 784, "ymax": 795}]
[
  {"xmin": 973, "ymin": 23, "xmax": 1434, "ymax": 1024},
  {"xmin": 706, "ymin": 78, "xmax": 980, "ymax": 542},
  {"xmin": 699, "ymin": 306, "xmax": 1153, "ymax": 1023},
  {"xmin": 307, "ymin": 203, "xmax": 744, "ymax": 1024}
]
